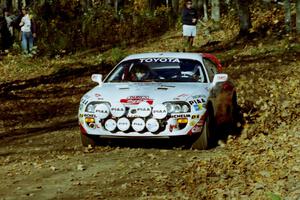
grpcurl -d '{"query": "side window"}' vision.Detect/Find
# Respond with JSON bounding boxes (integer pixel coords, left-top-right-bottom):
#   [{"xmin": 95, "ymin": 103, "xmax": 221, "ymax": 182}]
[{"xmin": 203, "ymin": 58, "xmax": 218, "ymax": 82}]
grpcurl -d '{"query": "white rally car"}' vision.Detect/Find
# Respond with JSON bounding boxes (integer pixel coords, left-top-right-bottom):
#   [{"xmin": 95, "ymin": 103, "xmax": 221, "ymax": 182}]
[{"xmin": 78, "ymin": 52, "xmax": 238, "ymax": 149}]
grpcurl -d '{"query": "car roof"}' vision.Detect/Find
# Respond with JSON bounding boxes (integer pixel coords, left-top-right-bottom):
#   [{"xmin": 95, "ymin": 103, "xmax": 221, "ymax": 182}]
[{"xmin": 121, "ymin": 52, "xmax": 204, "ymax": 62}]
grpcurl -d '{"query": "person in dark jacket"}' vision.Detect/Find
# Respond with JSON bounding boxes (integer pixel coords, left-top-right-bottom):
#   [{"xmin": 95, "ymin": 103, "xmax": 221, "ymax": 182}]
[
  {"xmin": 0, "ymin": 9, "xmax": 13, "ymax": 51},
  {"xmin": 182, "ymin": 0, "xmax": 198, "ymax": 48}
]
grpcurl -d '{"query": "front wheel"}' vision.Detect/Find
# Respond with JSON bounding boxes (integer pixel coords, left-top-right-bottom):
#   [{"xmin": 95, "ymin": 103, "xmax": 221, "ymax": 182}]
[
  {"xmin": 191, "ymin": 109, "xmax": 217, "ymax": 150},
  {"xmin": 80, "ymin": 133, "xmax": 97, "ymax": 147},
  {"xmin": 191, "ymin": 120, "xmax": 208, "ymax": 150}
]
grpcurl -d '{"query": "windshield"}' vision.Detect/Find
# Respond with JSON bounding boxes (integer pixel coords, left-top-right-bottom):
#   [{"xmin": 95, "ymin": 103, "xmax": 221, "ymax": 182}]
[{"xmin": 106, "ymin": 58, "xmax": 207, "ymax": 83}]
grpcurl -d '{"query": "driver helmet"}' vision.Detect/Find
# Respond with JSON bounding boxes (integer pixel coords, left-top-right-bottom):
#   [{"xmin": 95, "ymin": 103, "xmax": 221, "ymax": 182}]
[{"xmin": 131, "ymin": 64, "xmax": 148, "ymax": 81}]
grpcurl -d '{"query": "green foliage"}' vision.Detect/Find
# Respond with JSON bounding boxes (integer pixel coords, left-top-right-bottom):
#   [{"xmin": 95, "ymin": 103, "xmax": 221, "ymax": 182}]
[
  {"xmin": 110, "ymin": 47, "xmax": 126, "ymax": 64},
  {"xmin": 30, "ymin": 1, "xmax": 176, "ymax": 56},
  {"xmin": 267, "ymin": 192, "xmax": 282, "ymax": 200}
]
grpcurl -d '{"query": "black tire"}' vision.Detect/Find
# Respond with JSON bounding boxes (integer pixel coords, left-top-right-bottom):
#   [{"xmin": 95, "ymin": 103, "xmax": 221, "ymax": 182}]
[
  {"xmin": 192, "ymin": 108, "xmax": 217, "ymax": 150},
  {"xmin": 80, "ymin": 133, "xmax": 97, "ymax": 147},
  {"xmin": 230, "ymin": 94, "xmax": 243, "ymax": 133},
  {"xmin": 191, "ymin": 120, "xmax": 208, "ymax": 150}
]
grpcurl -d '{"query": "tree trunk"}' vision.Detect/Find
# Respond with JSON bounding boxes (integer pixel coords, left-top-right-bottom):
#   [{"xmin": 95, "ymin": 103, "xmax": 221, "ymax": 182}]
[
  {"xmin": 203, "ymin": 0, "xmax": 208, "ymax": 21},
  {"xmin": 193, "ymin": 0, "xmax": 207, "ymax": 21},
  {"xmin": 171, "ymin": 0, "xmax": 179, "ymax": 15},
  {"xmin": 12, "ymin": 0, "xmax": 18, "ymax": 10},
  {"xmin": 211, "ymin": 0, "xmax": 220, "ymax": 29},
  {"xmin": 114, "ymin": 0, "xmax": 119, "ymax": 13},
  {"xmin": 80, "ymin": 0, "xmax": 90, "ymax": 10},
  {"xmin": 284, "ymin": 0, "xmax": 292, "ymax": 33},
  {"xmin": 148, "ymin": 0, "xmax": 156, "ymax": 11},
  {"xmin": 296, "ymin": 0, "xmax": 300, "ymax": 34},
  {"xmin": 236, "ymin": 0, "xmax": 251, "ymax": 36}
]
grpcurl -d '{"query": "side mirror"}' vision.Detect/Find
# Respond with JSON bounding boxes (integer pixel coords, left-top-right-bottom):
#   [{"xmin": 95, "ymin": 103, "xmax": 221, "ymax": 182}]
[
  {"xmin": 91, "ymin": 74, "xmax": 103, "ymax": 86},
  {"xmin": 212, "ymin": 73, "xmax": 228, "ymax": 87}
]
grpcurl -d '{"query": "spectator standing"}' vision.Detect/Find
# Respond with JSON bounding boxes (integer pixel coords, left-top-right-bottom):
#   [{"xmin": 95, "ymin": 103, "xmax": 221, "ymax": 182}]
[
  {"xmin": 182, "ymin": 0, "xmax": 198, "ymax": 49},
  {"xmin": 4, "ymin": 8, "xmax": 13, "ymax": 36},
  {"xmin": 19, "ymin": 7, "xmax": 36, "ymax": 55},
  {"xmin": 0, "ymin": 9, "xmax": 12, "ymax": 51}
]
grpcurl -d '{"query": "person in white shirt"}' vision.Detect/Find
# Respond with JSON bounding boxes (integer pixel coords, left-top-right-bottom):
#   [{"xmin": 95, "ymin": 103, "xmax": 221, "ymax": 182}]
[{"xmin": 19, "ymin": 7, "xmax": 36, "ymax": 54}]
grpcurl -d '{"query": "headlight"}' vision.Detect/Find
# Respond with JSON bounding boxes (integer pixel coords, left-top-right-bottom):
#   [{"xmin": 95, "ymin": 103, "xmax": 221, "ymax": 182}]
[
  {"xmin": 87, "ymin": 104, "xmax": 96, "ymax": 113},
  {"xmin": 163, "ymin": 102, "xmax": 190, "ymax": 113},
  {"xmin": 173, "ymin": 104, "xmax": 181, "ymax": 113},
  {"xmin": 165, "ymin": 103, "xmax": 174, "ymax": 113},
  {"xmin": 182, "ymin": 104, "xmax": 189, "ymax": 113},
  {"xmin": 85, "ymin": 102, "xmax": 111, "ymax": 113}
]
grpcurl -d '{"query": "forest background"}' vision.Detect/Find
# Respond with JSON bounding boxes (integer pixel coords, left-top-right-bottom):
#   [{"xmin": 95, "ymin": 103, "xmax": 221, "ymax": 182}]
[{"xmin": 1, "ymin": 0, "xmax": 300, "ymax": 57}]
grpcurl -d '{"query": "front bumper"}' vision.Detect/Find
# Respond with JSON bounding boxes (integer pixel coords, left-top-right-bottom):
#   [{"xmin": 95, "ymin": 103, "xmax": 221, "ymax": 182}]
[{"xmin": 79, "ymin": 112, "xmax": 206, "ymax": 138}]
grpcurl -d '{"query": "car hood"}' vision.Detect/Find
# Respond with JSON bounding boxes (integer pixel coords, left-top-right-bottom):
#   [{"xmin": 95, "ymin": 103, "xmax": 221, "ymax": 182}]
[{"xmin": 87, "ymin": 82, "xmax": 210, "ymax": 104}]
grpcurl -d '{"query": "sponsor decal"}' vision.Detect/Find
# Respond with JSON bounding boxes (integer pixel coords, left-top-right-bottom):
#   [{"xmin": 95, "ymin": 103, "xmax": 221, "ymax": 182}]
[
  {"xmin": 153, "ymin": 110, "xmax": 167, "ymax": 114},
  {"xmin": 84, "ymin": 114, "xmax": 96, "ymax": 118},
  {"xmin": 192, "ymin": 95, "xmax": 206, "ymax": 99},
  {"xmin": 188, "ymin": 98, "xmax": 206, "ymax": 105},
  {"xmin": 120, "ymin": 96, "xmax": 153, "ymax": 105},
  {"xmin": 171, "ymin": 114, "xmax": 191, "ymax": 118},
  {"xmin": 110, "ymin": 103, "xmax": 126, "ymax": 117},
  {"xmin": 132, "ymin": 118, "xmax": 146, "ymax": 132},
  {"xmin": 217, "ymin": 74, "xmax": 228, "ymax": 81},
  {"xmin": 139, "ymin": 58, "xmax": 180, "ymax": 63},
  {"xmin": 133, "ymin": 122, "xmax": 143, "ymax": 126},
  {"xmin": 117, "ymin": 118, "xmax": 130, "ymax": 131},
  {"xmin": 137, "ymin": 107, "xmax": 151, "ymax": 112},
  {"xmin": 80, "ymin": 98, "xmax": 89, "ymax": 105},
  {"xmin": 189, "ymin": 120, "xmax": 196, "ymax": 126},
  {"xmin": 95, "ymin": 104, "xmax": 110, "ymax": 119},
  {"xmin": 96, "ymin": 110, "xmax": 108, "ymax": 114},
  {"xmin": 178, "ymin": 94, "xmax": 190, "ymax": 98},
  {"xmin": 152, "ymin": 104, "xmax": 168, "ymax": 119},
  {"xmin": 94, "ymin": 93, "xmax": 103, "ymax": 100},
  {"xmin": 105, "ymin": 119, "xmax": 117, "ymax": 131},
  {"xmin": 191, "ymin": 114, "xmax": 200, "ymax": 119},
  {"xmin": 111, "ymin": 107, "xmax": 125, "ymax": 112},
  {"xmin": 80, "ymin": 95, "xmax": 91, "ymax": 105},
  {"xmin": 146, "ymin": 118, "xmax": 160, "ymax": 132},
  {"xmin": 174, "ymin": 93, "xmax": 190, "ymax": 100},
  {"xmin": 191, "ymin": 125, "xmax": 202, "ymax": 133},
  {"xmin": 193, "ymin": 104, "xmax": 203, "ymax": 111}
]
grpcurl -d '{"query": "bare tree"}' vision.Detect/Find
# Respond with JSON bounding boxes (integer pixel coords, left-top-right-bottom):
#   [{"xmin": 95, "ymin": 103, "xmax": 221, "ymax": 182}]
[
  {"xmin": 148, "ymin": 0, "xmax": 159, "ymax": 11},
  {"xmin": 203, "ymin": 0, "xmax": 208, "ymax": 21},
  {"xmin": 193, "ymin": 0, "xmax": 208, "ymax": 21},
  {"xmin": 211, "ymin": 0, "xmax": 220, "ymax": 28},
  {"xmin": 296, "ymin": 0, "xmax": 300, "ymax": 34},
  {"xmin": 284, "ymin": 0, "xmax": 292, "ymax": 32},
  {"xmin": 171, "ymin": 0, "xmax": 179, "ymax": 15},
  {"xmin": 235, "ymin": 0, "xmax": 251, "ymax": 36}
]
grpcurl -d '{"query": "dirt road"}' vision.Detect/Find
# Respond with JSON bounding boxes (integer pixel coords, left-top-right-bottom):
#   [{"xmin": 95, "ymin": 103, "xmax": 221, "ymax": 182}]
[
  {"xmin": 0, "ymin": 127, "xmax": 229, "ymax": 199},
  {"xmin": 0, "ymin": 51, "xmax": 299, "ymax": 199}
]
